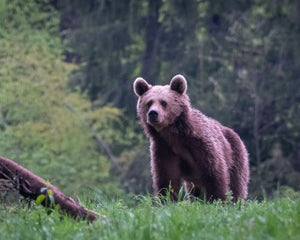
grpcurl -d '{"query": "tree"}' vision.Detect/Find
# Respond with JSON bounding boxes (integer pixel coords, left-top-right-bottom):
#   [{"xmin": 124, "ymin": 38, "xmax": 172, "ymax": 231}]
[
  {"xmin": 56, "ymin": 0, "xmax": 300, "ymax": 197},
  {"xmin": 0, "ymin": 0, "xmax": 124, "ymax": 196}
]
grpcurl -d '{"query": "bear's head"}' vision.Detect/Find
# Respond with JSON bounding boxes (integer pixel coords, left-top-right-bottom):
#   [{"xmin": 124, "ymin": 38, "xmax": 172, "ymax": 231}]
[{"xmin": 133, "ymin": 74, "xmax": 190, "ymax": 132}]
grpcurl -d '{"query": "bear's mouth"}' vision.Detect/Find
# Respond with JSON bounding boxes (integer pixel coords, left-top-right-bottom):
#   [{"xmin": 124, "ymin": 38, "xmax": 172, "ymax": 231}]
[
  {"xmin": 147, "ymin": 118, "xmax": 163, "ymax": 131},
  {"xmin": 148, "ymin": 123, "xmax": 164, "ymax": 132},
  {"xmin": 147, "ymin": 117, "xmax": 159, "ymax": 125}
]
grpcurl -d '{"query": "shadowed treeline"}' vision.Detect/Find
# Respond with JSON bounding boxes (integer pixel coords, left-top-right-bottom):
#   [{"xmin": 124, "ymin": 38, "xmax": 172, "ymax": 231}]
[{"xmin": 0, "ymin": 0, "xmax": 299, "ymax": 199}]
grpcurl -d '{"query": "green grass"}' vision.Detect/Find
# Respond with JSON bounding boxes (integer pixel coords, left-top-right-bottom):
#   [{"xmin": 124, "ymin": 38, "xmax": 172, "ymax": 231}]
[{"xmin": 0, "ymin": 196, "xmax": 299, "ymax": 240}]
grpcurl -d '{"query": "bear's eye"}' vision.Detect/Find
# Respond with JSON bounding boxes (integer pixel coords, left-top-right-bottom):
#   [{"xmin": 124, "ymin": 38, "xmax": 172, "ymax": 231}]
[
  {"xmin": 160, "ymin": 100, "xmax": 167, "ymax": 108},
  {"xmin": 147, "ymin": 100, "xmax": 153, "ymax": 108}
]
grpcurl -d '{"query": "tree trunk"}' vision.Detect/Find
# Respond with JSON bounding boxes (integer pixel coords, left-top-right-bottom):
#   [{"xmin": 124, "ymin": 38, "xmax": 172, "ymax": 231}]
[
  {"xmin": 141, "ymin": 0, "xmax": 162, "ymax": 84},
  {"xmin": 0, "ymin": 156, "xmax": 98, "ymax": 222}
]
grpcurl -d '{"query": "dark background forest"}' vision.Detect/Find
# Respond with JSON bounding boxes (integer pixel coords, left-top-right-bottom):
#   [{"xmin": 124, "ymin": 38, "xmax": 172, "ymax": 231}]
[{"xmin": 0, "ymin": 0, "xmax": 299, "ymax": 200}]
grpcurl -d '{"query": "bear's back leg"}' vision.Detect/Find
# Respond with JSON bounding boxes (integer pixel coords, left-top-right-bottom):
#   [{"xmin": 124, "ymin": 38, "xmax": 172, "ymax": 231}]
[{"xmin": 223, "ymin": 127, "xmax": 249, "ymax": 202}]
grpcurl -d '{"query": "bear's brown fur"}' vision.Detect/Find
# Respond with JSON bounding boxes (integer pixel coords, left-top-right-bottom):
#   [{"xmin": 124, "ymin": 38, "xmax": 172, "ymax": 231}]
[{"xmin": 133, "ymin": 75, "xmax": 249, "ymax": 202}]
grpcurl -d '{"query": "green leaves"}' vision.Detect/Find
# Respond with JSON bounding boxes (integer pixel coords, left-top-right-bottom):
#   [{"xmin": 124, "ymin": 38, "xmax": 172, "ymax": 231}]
[
  {"xmin": 1, "ymin": 0, "xmax": 299, "ymax": 198},
  {"xmin": 36, "ymin": 188, "xmax": 54, "ymax": 206},
  {"xmin": 0, "ymin": 0, "xmax": 123, "ymax": 196},
  {"xmin": 1, "ymin": 0, "xmax": 59, "ymax": 33},
  {"xmin": 36, "ymin": 195, "xmax": 46, "ymax": 205}
]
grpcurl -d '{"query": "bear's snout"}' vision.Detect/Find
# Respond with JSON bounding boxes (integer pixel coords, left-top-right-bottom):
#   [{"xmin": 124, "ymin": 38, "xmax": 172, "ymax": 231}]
[{"xmin": 148, "ymin": 110, "xmax": 159, "ymax": 123}]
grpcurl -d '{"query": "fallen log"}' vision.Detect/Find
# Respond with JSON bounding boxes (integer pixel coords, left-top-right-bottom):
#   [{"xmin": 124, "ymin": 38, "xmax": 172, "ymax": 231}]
[{"xmin": 0, "ymin": 156, "xmax": 98, "ymax": 222}]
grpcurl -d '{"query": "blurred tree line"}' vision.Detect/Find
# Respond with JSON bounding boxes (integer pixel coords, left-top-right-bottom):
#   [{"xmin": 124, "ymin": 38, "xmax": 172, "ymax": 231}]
[{"xmin": 0, "ymin": 0, "xmax": 299, "ymax": 199}]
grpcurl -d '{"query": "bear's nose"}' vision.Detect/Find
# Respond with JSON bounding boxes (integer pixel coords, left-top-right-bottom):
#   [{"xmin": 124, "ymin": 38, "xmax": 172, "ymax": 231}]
[{"xmin": 148, "ymin": 110, "xmax": 158, "ymax": 122}]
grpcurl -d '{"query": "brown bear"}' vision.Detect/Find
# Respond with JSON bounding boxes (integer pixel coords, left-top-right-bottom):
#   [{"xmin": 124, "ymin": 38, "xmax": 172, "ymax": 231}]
[{"xmin": 133, "ymin": 74, "xmax": 250, "ymax": 202}]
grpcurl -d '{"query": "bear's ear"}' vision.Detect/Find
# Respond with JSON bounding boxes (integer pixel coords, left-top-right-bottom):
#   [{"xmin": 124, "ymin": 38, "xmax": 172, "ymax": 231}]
[
  {"xmin": 170, "ymin": 74, "xmax": 187, "ymax": 94},
  {"xmin": 133, "ymin": 77, "xmax": 151, "ymax": 96}
]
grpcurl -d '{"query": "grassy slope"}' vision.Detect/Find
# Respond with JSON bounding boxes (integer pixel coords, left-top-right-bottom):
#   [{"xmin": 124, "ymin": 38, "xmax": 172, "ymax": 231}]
[{"xmin": 0, "ymin": 197, "xmax": 299, "ymax": 240}]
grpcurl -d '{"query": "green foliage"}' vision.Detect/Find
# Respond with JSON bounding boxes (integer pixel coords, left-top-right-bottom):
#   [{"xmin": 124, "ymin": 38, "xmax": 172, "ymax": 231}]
[
  {"xmin": 62, "ymin": 0, "xmax": 300, "ymax": 197},
  {"xmin": 1, "ymin": 0, "xmax": 300, "ymax": 198},
  {"xmin": 250, "ymin": 144, "xmax": 300, "ymax": 199},
  {"xmin": 60, "ymin": 0, "xmax": 146, "ymax": 108},
  {"xmin": 0, "ymin": 0, "xmax": 125, "ymax": 196},
  {"xmin": 0, "ymin": 0, "xmax": 59, "ymax": 34},
  {"xmin": 36, "ymin": 187, "xmax": 54, "ymax": 208},
  {"xmin": 0, "ymin": 197, "xmax": 299, "ymax": 239},
  {"xmin": 116, "ymin": 144, "xmax": 152, "ymax": 194},
  {"xmin": 36, "ymin": 194, "xmax": 46, "ymax": 205},
  {"xmin": 59, "ymin": 0, "xmax": 300, "ymax": 172}
]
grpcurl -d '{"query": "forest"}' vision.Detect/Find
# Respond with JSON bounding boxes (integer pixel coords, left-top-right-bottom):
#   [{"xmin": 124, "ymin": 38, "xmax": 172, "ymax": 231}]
[{"xmin": 0, "ymin": 0, "xmax": 299, "ymax": 202}]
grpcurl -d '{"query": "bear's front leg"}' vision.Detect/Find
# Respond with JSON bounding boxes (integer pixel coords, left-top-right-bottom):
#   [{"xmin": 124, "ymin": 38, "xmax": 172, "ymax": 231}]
[
  {"xmin": 151, "ymin": 148, "xmax": 182, "ymax": 201},
  {"xmin": 153, "ymin": 169, "xmax": 181, "ymax": 201}
]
